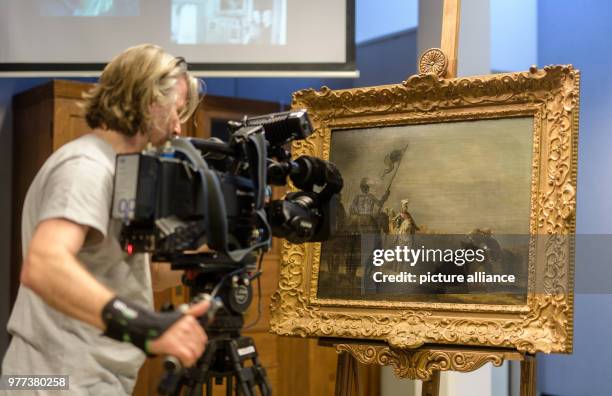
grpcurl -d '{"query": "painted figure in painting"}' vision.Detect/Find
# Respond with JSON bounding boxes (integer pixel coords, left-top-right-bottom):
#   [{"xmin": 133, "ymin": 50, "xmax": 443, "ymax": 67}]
[
  {"xmin": 390, "ymin": 199, "xmax": 419, "ymax": 272},
  {"xmin": 349, "ymin": 178, "xmax": 390, "ymax": 233},
  {"xmin": 346, "ymin": 178, "xmax": 390, "ymax": 278},
  {"xmin": 392, "ymin": 199, "xmax": 419, "ymax": 239}
]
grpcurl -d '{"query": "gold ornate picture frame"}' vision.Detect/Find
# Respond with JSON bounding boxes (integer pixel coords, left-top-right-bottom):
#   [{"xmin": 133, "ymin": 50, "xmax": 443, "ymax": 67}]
[{"xmin": 270, "ymin": 65, "xmax": 580, "ymax": 354}]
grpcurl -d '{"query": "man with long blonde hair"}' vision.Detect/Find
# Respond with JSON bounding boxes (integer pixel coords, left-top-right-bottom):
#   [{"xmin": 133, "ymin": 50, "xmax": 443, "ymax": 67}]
[{"xmin": 2, "ymin": 44, "xmax": 209, "ymax": 395}]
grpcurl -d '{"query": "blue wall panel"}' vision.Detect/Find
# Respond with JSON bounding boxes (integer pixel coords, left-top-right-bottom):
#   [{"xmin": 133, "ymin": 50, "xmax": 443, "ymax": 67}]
[{"xmin": 538, "ymin": 1, "xmax": 612, "ymax": 394}]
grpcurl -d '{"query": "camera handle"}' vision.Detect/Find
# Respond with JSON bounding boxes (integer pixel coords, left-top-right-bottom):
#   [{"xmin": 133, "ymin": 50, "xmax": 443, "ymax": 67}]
[{"xmin": 161, "ymin": 293, "xmax": 224, "ymax": 375}]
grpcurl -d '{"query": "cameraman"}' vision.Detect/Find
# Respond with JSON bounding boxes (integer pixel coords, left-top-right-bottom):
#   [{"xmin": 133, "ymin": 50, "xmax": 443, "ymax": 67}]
[{"xmin": 2, "ymin": 44, "xmax": 209, "ymax": 395}]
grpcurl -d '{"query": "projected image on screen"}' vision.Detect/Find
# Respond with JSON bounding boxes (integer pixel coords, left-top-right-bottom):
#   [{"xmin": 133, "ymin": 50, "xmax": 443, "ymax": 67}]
[
  {"xmin": 40, "ymin": 0, "xmax": 139, "ymax": 17},
  {"xmin": 171, "ymin": 0, "xmax": 287, "ymax": 45}
]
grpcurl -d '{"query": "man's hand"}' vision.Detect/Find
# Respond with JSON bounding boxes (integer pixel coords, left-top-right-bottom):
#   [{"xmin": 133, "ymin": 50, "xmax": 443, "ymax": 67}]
[{"xmin": 148, "ymin": 300, "xmax": 210, "ymax": 367}]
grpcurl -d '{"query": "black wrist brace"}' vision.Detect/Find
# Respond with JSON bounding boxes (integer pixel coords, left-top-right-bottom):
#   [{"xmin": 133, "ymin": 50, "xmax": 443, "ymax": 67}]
[{"xmin": 101, "ymin": 297, "xmax": 182, "ymax": 355}]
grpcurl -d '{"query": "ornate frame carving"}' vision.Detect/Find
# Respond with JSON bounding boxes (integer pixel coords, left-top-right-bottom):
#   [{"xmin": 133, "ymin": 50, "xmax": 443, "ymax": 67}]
[
  {"xmin": 269, "ymin": 66, "xmax": 579, "ymax": 354},
  {"xmin": 334, "ymin": 343, "xmax": 522, "ymax": 381}
]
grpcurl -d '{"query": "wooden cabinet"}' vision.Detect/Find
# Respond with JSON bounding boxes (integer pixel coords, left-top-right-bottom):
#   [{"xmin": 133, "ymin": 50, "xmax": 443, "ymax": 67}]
[
  {"xmin": 11, "ymin": 80, "xmax": 94, "ymax": 307},
  {"xmin": 11, "ymin": 80, "xmax": 346, "ymax": 396}
]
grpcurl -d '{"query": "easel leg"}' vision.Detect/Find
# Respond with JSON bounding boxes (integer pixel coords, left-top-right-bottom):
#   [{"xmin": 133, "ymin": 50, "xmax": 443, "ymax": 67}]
[
  {"xmin": 421, "ymin": 371, "xmax": 440, "ymax": 396},
  {"xmin": 335, "ymin": 352, "xmax": 360, "ymax": 396},
  {"xmin": 520, "ymin": 355, "xmax": 537, "ymax": 396}
]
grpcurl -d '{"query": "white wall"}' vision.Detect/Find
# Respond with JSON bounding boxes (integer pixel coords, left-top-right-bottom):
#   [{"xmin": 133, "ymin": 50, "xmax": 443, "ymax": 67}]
[
  {"xmin": 356, "ymin": 0, "xmax": 418, "ymax": 43},
  {"xmin": 381, "ymin": 363, "xmax": 509, "ymax": 396},
  {"xmin": 490, "ymin": 0, "xmax": 537, "ymax": 72},
  {"xmin": 458, "ymin": 0, "xmax": 490, "ymax": 77},
  {"xmin": 419, "ymin": 0, "xmax": 491, "ymax": 77}
]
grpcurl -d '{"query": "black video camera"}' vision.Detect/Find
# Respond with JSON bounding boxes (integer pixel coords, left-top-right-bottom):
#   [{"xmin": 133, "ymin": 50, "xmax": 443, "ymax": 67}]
[
  {"xmin": 110, "ymin": 109, "xmax": 343, "ymax": 264},
  {"xmin": 111, "ymin": 110, "xmax": 343, "ymax": 395}
]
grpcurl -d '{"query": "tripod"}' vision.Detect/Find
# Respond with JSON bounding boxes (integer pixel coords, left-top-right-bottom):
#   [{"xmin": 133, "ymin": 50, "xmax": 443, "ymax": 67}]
[
  {"xmin": 158, "ymin": 315, "xmax": 271, "ymax": 395},
  {"xmin": 156, "ymin": 254, "xmax": 272, "ymax": 396}
]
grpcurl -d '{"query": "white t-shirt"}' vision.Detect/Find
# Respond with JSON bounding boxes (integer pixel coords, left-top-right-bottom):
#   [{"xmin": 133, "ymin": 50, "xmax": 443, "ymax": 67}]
[{"xmin": 2, "ymin": 134, "xmax": 153, "ymax": 395}]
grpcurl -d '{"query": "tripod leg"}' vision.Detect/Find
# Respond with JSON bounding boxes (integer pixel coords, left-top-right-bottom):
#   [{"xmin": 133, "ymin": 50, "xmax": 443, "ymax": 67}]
[
  {"xmin": 232, "ymin": 361, "xmax": 253, "ymax": 396},
  {"xmin": 251, "ymin": 355, "xmax": 271, "ymax": 396},
  {"xmin": 170, "ymin": 380, "xmax": 184, "ymax": 396},
  {"xmin": 206, "ymin": 377, "xmax": 213, "ymax": 396},
  {"xmin": 422, "ymin": 371, "xmax": 440, "ymax": 396},
  {"xmin": 226, "ymin": 375, "xmax": 233, "ymax": 396},
  {"xmin": 520, "ymin": 355, "xmax": 536, "ymax": 396},
  {"xmin": 335, "ymin": 352, "xmax": 359, "ymax": 396},
  {"xmin": 188, "ymin": 383, "xmax": 203, "ymax": 396},
  {"xmin": 227, "ymin": 338, "xmax": 258, "ymax": 396}
]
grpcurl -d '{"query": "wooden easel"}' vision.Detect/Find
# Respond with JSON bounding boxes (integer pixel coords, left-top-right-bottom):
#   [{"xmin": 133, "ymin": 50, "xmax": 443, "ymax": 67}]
[
  {"xmin": 330, "ymin": 1, "xmax": 537, "ymax": 395},
  {"xmin": 329, "ymin": 340, "xmax": 536, "ymax": 396}
]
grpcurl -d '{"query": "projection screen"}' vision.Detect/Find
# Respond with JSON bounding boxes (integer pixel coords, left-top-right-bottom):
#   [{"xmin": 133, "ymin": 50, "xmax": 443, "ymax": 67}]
[{"xmin": 0, "ymin": 0, "xmax": 356, "ymax": 77}]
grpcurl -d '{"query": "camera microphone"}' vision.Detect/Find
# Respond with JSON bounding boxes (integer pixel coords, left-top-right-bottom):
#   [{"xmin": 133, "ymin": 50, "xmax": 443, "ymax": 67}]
[{"xmin": 240, "ymin": 109, "xmax": 313, "ymax": 146}]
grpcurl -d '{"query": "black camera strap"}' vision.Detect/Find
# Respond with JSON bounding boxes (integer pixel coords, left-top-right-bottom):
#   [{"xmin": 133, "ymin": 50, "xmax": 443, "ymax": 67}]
[
  {"xmin": 203, "ymin": 128, "xmax": 271, "ymax": 261},
  {"xmin": 244, "ymin": 128, "xmax": 267, "ymax": 210}
]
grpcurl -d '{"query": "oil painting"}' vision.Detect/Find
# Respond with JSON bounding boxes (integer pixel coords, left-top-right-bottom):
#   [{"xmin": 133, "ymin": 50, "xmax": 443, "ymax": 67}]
[
  {"xmin": 270, "ymin": 66, "xmax": 579, "ymax": 354},
  {"xmin": 318, "ymin": 118, "xmax": 533, "ymax": 304}
]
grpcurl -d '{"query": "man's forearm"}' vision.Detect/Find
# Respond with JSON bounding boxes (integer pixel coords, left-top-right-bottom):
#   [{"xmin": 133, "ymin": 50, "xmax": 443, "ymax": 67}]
[
  {"xmin": 22, "ymin": 247, "xmax": 114, "ymax": 330},
  {"xmin": 20, "ymin": 219, "xmax": 114, "ymax": 331}
]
